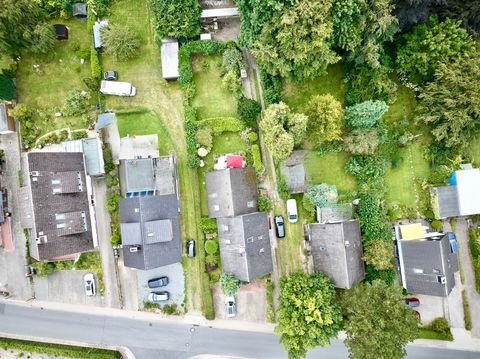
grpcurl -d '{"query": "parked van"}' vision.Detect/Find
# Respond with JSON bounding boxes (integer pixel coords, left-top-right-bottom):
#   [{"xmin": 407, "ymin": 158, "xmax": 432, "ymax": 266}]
[
  {"xmin": 100, "ymin": 80, "xmax": 136, "ymax": 96},
  {"xmin": 286, "ymin": 199, "xmax": 298, "ymax": 223}
]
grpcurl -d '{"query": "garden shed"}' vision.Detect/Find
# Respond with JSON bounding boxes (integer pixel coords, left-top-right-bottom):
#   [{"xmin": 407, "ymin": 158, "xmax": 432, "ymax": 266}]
[
  {"xmin": 72, "ymin": 3, "xmax": 87, "ymax": 18},
  {"xmin": 53, "ymin": 24, "xmax": 68, "ymax": 40},
  {"xmin": 160, "ymin": 38, "xmax": 179, "ymax": 80}
]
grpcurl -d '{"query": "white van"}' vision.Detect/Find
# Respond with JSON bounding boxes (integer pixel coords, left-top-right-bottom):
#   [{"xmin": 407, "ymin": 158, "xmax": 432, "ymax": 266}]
[
  {"xmin": 100, "ymin": 80, "xmax": 136, "ymax": 96},
  {"xmin": 286, "ymin": 199, "xmax": 298, "ymax": 223}
]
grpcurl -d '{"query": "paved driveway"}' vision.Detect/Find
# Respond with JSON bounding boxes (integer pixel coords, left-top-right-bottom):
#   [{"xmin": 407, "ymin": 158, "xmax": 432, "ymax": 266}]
[
  {"xmin": 137, "ymin": 262, "xmax": 185, "ymax": 310},
  {"xmin": 213, "ymin": 281, "xmax": 267, "ymax": 322}
]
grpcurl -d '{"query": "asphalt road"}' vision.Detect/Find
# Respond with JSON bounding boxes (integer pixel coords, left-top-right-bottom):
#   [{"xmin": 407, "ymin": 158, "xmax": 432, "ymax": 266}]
[{"xmin": 0, "ymin": 302, "xmax": 478, "ymax": 359}]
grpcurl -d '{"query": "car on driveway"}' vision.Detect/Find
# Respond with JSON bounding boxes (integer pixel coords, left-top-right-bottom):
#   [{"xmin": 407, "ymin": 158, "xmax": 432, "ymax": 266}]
[
  {"xmin": 225, "ymin": 296, "xmax": 236, "ymax": 318},
  {"xmin": 84, "ymin": 273, "xmax": 96, "ymax": 296},
  {"xmin": 186, "ymin": 239, "xmax": 196, "ymax": 257},
  {"xmin": 148, "ymin": 291, "xmax": 169, "ymax": 302},
  {"xmin": 405, "ymin": 297, "xmax": 420, "ymax": 307},
  {"xmin": 286, "ymin": 199, "xmax": 298, "ymax": 223},
  {"xmin": 103, "ymin": 70, "xmax": 118, "ymax": 80},
  {"xmin": 148, "ymin": 276, "xmax": 169, "ymax": 288},
  {"xmin": 274, "ymin": 215, "xmax": 285, "ymax": 238}
]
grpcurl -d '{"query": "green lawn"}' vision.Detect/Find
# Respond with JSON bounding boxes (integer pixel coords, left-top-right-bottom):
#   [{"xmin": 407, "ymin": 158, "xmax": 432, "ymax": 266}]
[
  {"xmin": 417, "ymin": 327, "xmax": 453, "ymax": 341},
  {"xmin": 192, "ymin": 55, "xmax": 238, "ymax": 119},
  {"xmin": 282, "ymin": 63, "xmax": 346, "ymax": 111},
  {"xmin": 304, "ymin": 151, "xmax": 356, "ymax": 193},
  {"xmin": 116, "ymin": 109, "xmax": 173, "ymax": 155}
]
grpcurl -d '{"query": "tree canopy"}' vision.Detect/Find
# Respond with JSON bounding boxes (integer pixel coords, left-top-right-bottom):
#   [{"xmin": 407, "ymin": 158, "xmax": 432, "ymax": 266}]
[
  {"xmin": 253, "ymin": 0, "xmax": 339, "ymax": 81},
  {"xmin": 341, "ymin": 280, "xmax": 418, "ymax": 359},
  {"xmin": 0, "ymin": 0, "xmax": 51, "ymax": 57},
  {"xmin": 345, "ymin": 100, "xmax": 388, "ymax": 128},
  {"xmin": 362, "ymin": 240, "xmax": 394, "ymax": 270},
  {"xmin": 275, "ymin": 271, "xmax": 342, "ymax": 359},
  {"xmin": 397, "ymin": 16, "xmax": 477, "ymax": 83},
  {"xmin": 344, "ymin": 128, "xmax": 379, "ymax": 155},
  {"xmin": 305, "ymin": 183, "xmax": 338, "ymax": 208},
  {"xmin": 416, "ymin": 53, "xmax": 480, "ymax": 150},
  {"xmin": 259, "ymin": 102, "xmax": 308, "ymax": 160},
  {"xmin": 220, "ymin": 273, "xmax": 241, "ymax": 296},
  {"xmin": 305, "ymin": 94, "xmax": 344, "ymax": 143},
  {"xmin": 149, "ymin": 0, "xmax": 201, "ymax": 40},
  {"xmin": 102, "ymin": 25, "xmax": 140, "ymax": 61}
]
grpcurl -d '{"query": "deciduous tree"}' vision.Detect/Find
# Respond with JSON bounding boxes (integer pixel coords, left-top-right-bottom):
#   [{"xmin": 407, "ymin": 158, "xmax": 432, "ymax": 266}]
[
  {"xmin": 253, "ymin": 0, "xmax": 339, "ymax": 81},
  {"xmin": 305, "ymin": 183, "xmax": 338, "ymax": 208},
  {"xmin": 305, "ymin": 94, "xmax": 343, "ymax": 143},
  {"xmin": 416, "ymin": 53, "xmax": 480, "ymax": 150},
  {"xmin": 220, "ymin": 273, "xmax": 241, "ymax": 296},
  {"xmin": 275, "ymin": 272, "xmax": 342, "ymax": 359},
  {"xmin": 362, "ymin": 240, "xmax": 394, "ymax": 270},
  {"xmin": 397, "ymin": 16, "xmax": 476, "ymax": 83},
  {"xmin": 149, "ymin": 0, "xmax": 201, "ymax": 40},
  {"xmin": 341, "ymin": 280, "xmax": 418, "ymax": 359},
  {"xmin": 102, "ymin": 25, "xmax": 140, "ymax": 61}
]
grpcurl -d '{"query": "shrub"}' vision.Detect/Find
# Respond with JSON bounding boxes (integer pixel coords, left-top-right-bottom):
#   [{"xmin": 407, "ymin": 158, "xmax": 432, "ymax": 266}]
[
  {"xmin": 63, "ymin": 89, "xmax": 90, "ymax": 116},
  {"xmin": 162, "ymin": 304, "xmax": 179, "ymax": 315},
  {"xmin": 58, "ymin": 129, "xmax": 69, "ymax": 142},
  {"xmin": 102, "ymin": 25, "xmax": 140, "ymax": 61},
  {"xmin": 431, "ymin": 220, "xmax": 443, "ymax": 231},
  {"xmin": 431, "ymin": 317, "xmax": 450, "ymax": 334},
  {"xmin": 222, "ymin": 47, "xmax": 245, "ymax": 73},
  {"xmin": 344, "ymin": 100, "xmax": 389, "ymax": 129},
  {"xmin": 260, "ymin": 69, "xmax": 282, "ymax": 105},
  {"xmin": 195, "ymin": 127, "xmax": 213, "ymax": 149},
  {"xmin": 222, "ymin": 70, "xmax": 243, "ymax": 97},
  {"xmin": 345, "ymin": 155, "xmax": 389, "ymax": 185},
  {"xmin": 202, "ymin": 272, "xmax": 215, "ymax": 320},
  {"xmin": 199, "ymin": 117, "xmax": 245, "ymax": 135},
  {"xmin": 247, "ymin": 131, "xmax": 258, "ymax": 143},
  {"xmin": 277, "ymin": 175, "xmax": 289, "ymax": 201},
  {"xmin": 343, "ymin": 128, "xmax": 379, "ymax": 155},
  {"xmin": 220, "ymin": 272, "xmax": 241, "ymax": 296},
  {"xmin": 205, "ymin": 254, "xmax": 220, "ymax": 266},
  {"xmin": 185, "ymin": 116, "xmax": 200, "ymax": 168},
  {"xmin": 198, "ymin": 217, "xmax": 217, "ymax": 233},
  {"xmin": 302, "ymin": 194, "xmax": 316, "ymax": 222},
  {"xmin": 204, "ymin": 239, "xmax": 219, "ymax": 255},
  {"xmin": 238, "ymin": 96, "xmax": 261, "ymax": 126},
  {"xmin": 9, "ymin": 103, "xmax": 31, "ymax": 123},
  {"xmin": 258, "ymin": 195, "xmax": 271, "ymax": 212},
  {"xmin": 149, "ymin": 0, "xmax": 201, "ymax": 40},
  {"xmin": 71, "ymin": 130, "xmax": 88, "ymax": 140},
  {"xmin": 90, "ymin": 48, "xmax": 101, "ymax": 80},
  {"xmin": 209, "ymin": 268, "xmax": 222, "ymax": 282},
  {"xmin": 251, "ymin": 144, "xmax": 262, "ymax": 172},
  {"xmin": 0, "ymin": 74, "xmax": 15, "ymax": 100},
  {"xmin": 266, "ymin": 281, "xmax": 275, "ymax": 323}
]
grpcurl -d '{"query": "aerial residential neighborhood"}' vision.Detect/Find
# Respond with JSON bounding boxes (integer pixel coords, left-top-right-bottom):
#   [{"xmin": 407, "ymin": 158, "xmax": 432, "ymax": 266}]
[{"xmin": 0, "ymin": 0, "xmax": 480, "ymax": 359}]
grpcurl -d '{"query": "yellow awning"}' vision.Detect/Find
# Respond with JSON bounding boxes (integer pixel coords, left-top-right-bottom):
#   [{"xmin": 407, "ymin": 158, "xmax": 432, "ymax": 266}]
[{"xmin": 400, "ymin": 223, "xmax": 425, "ymax": 240}]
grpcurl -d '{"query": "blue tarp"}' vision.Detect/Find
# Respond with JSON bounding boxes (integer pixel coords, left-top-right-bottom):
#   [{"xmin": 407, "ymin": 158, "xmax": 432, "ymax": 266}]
[
  {"xmin": 448, "ymin": 232, "xmax": 457, "ymax": 253},
  {"xmin": 448, "ymin": 172, "xmax": 457, "ymax": 185}
]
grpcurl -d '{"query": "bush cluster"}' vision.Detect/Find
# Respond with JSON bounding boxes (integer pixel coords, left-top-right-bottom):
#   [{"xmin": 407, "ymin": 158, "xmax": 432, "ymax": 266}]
[
  {"xmin": 90, "ymin": 48, "xmax": 102, "ymax": 81},
  {"xmin": 238, "ymin": 96, "xmax": 261, "ymax": 127},
  {"xmin": 199, "ymin": 117, "xmax": 245, "ymax": 135},
  {"xmin": 251, "ymin": 144, "xmax": 262, "ymax": 172},
  {"xmin": 198, "ymin": 217, "xmax": 218, "ymax": 234}
]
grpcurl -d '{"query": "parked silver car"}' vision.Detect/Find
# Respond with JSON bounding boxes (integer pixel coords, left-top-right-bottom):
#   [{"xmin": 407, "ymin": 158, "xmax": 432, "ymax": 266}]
[
  {"xmin": 148, "ymin": 291, "xmax": 169, "ymax": 302},
  {"xmin": 84, "ymin": 273, "xmax": 96, "ymax": 296}
]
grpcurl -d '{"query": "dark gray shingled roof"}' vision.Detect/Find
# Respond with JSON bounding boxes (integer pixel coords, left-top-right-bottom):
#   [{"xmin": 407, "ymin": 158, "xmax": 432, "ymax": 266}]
[
  {"xmin": 27, "ymin": 152, "xmax": 94, "ymax": 260},
  {"xmin": 398, "ymin": 233, "xmax": 458, "ymax": 297},
  {"xmin": 217, "ymin": 212, "xmax": 273, "ymax": 282},
  {"xmin": 119, "ymin": 158, "xmax": 155, "ymax": 197},
  {"xmin": 306, "ymin": 220, "xmax": 365, "ymax": 289},
  {"xmin": 120, "ymin": 195, "xmax": 181, "ymax": 270},
  {"xmin": 434, "ymin": 186, "xmax": 460, "ymax": 218},
  {"xmin": 205, "ymin": 168, "xmax": 258, "ymax": 218}
]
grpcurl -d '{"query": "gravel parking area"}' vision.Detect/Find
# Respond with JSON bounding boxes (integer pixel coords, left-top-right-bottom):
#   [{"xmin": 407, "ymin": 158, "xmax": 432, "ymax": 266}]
[{"xmin": 137, "ymin": 262, "xmax": 185, "ymax": 310}]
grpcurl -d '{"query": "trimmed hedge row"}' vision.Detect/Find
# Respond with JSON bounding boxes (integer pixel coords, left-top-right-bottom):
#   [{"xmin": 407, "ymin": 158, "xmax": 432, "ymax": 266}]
[
  {"xmin": 252, "ymin": 144, "xmax": 262, "ymax": 172},
  {"xmin": 198, "ymin": 117, "xmax": 245, "ymax": 135}
]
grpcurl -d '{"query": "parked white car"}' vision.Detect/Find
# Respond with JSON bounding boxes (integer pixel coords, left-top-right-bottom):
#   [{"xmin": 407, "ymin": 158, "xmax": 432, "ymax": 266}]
[
  {"xmin": 225, "ymin": 296, "xmax": 236, "ymax": 318},
  {"xmin": 84, "ymin": 273, "xmax": 96, "ymax": 296},
  {"xmin": 100, "ymin": 80, "xmax": 136, "ymax": 96},
  {"xmin": 286, "ymin": 199, "xmax": 298, "ymax": 223}
]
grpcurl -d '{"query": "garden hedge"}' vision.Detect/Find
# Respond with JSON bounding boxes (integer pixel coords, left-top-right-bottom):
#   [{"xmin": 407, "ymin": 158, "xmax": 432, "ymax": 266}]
[
  {"xmin": 199, "ymin": 117, "xmax": 245, "ymax": 135},
  {"xmin": 252, "ymin": 144, "xmax": 262, "ymax": 172},
  {"xmin": 0, "ymin": 74, "xmax": 15, "ymax": 100}
]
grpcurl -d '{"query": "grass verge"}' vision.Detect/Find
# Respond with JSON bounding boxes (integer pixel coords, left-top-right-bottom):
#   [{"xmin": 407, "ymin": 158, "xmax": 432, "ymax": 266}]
[
  {"xmin": 266, "ymin": 280, "xmax": 275, "ymax": 323},
  {"xmin": 0, "ymin": 337, "xmax": 120, "ymax": 359},
  {"xmin": 417, "ymin": 327, "xmax": 453, "ymax": 341},
  {"xmin": 75, "ymin": 251, "xmax": 105, "ymax": 293},
  {"xmin": 462, "ymin": 290, "xmax": 472, "ymax": 331}
]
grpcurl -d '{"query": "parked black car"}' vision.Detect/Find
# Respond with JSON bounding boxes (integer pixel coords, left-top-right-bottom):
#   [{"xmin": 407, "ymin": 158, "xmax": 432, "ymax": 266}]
[
  {"xmin": 103, "ymin": 70, "xmax": 118, "ymax": 81},
  {"xmin": 186, "ymin": 239, "xmax": 195, "ymax": 258},
  {"xmin": 148, "ymin": 276, "xmax": 169, "ymax": 288},
  {"xmin": 274, "ymin": 215, "xmax": 285, "ymax": 238}
]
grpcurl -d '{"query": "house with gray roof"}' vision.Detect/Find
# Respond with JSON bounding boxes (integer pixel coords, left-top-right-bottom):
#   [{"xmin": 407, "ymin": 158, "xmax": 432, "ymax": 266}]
[
  {"xmin": 120, "ymin": 195, "xmax": 181, "ymax": 270},
  {"xmin": 432, "ymin": 165, "xmax": 480, "ymax": 218},
  {"xmin": 25, "ymin": 152, "xmax": 95, "ymax": 260},
  {"xmin": 395, "ymin": 225, "xmax": 458, "ymax": 297},
  {"xmin": 281, "ymin": 151, "xmax": 306, "ymax": 194},
  {"xmin": 118, "ymin": 155, "xmax": 176, "ymax": 198},
  {"xmin": 205, "ymin": 168, "xmax": 258, "ymax": 218},
  {"xmin": 217, "ymin": 212, "xmax": 272, "ymax": 282},
  {"xmin": 305, "ymin": 220, "xmax": 364, "ymax": 289},
  {"xmin": 0, "ymin": 102, "xmax": 15, "ymax": 134}
]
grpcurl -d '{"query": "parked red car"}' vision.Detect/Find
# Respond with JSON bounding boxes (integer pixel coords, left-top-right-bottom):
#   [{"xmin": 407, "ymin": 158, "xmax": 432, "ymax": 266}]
[{"xmin": 405, "ymin": 297, "xmax": 420, "ymax": 307}]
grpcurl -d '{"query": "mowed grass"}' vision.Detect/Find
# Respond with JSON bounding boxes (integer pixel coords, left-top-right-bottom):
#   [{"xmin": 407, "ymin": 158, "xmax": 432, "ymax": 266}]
[
  {"xmin": 16, "ymin": 18, "xmax": 93, "ymax": 135},
  {"xmin": 116, "ymin": 109, "xmax": 173, "ymax": 155},
  {"xmin": 192, "ymin": 55, "xmax": 238, "ymax": 119},
  {"xmin": 282, "ymin": 63, "xmax": 346, "ymax": 112},
  {"xmin": 304, "ymin": 151, "xmax": 356, "ymax": 192}
]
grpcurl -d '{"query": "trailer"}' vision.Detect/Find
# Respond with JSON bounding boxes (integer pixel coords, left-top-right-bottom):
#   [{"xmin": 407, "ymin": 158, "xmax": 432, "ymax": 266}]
[{"xmin": 100, "ymin": 81, "xmax": 136, "ymax": 97}]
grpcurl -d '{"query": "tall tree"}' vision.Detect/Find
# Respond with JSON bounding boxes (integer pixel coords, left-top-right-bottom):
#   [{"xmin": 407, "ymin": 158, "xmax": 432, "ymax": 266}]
[
  {"xmin": 345, "ymin": 100, "xmax": 388, "ymax": 129},
  {"xmin": 305, "ymin": 183, "xmax": 338, "ymax": 208},
  {"xmin": 235, "ymin": 0, "xmax": 295, "ymax": 47},
  {"xmin": 332, "ymin": 0, "xmax": 365, "ymax": 52},
  {"xmin": 435, "ymin": 0, "xmax": 480, "ymax": 39},
  {"xmin": 362, "ymin": 240, "xmax": 394, "ymax": 270},
  {"xmin": 102, "ymin": 25, "xmax": 140, "ymax": 61},
  {"xmin": 149, "ymin": 0, "xmax": 200, "ymax": 40},
  {"xmin": 260, "ymin": 102, "xmax": 308, "ymax": 160},
  {"xmin": 393, "ymin": 0, "xmax": 443, "ymax": 31},
  {"xmin": 305, "ymin": 94, "xmax": 344, "ymax": 143},
  {"xmin": 344, "ymin": 128, "xmax": 379, "ymax": 154},
  {"xmin": 397, "ymin": 16, "xmax": 476, "ymax": 84},
  {"xmin": 275, "ymin": 271, "xmax": 342, "ymax": 359},
  {"xmin": 0, "ymin": 0, "xmax": 49, "ymax": 57},
  {"xmin": 416, "ymin": 53, "xmax": 480, "ymax": 150},
  {"xmin": 253, "ymin": 0, "xmax": 339, "ymax": 81},
  {"xmin": 341, "ymin": 280, "xmax": 418, "ymax": 359}
]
